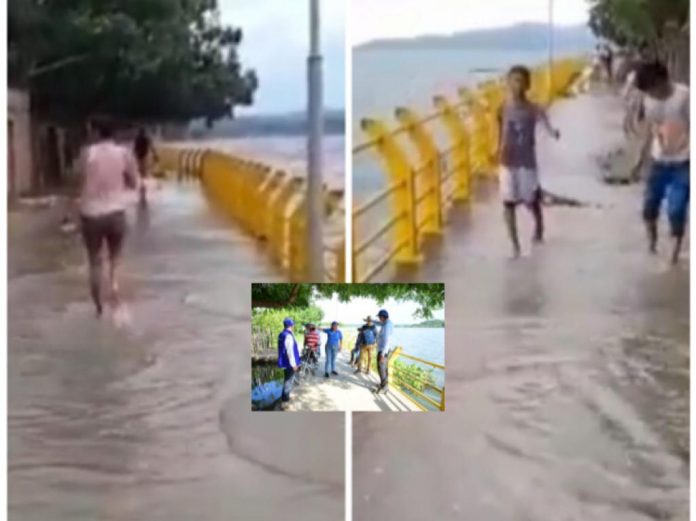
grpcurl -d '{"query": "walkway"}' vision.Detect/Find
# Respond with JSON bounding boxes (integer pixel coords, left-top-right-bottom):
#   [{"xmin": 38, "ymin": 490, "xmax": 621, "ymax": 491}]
[
  {"xmin": 8, "ymin": 184, "xmax": 344, "ymax": 521},
  {"xmin": 355, "ymin": 93, "xmax": 689, "ymax": 520},
  {"xmin": 286, "ymin": 350, "xmax": 420, "ymax": 411}
]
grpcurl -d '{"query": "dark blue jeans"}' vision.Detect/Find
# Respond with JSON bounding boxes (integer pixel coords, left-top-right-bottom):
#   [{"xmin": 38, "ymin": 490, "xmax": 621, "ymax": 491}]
[
  {"xmin": 282, "ymin": 367, "xmax": 296, "ymax": 402},
  {"xmin": 643, "ymin": 161, "xmax": 690, "ymax": 237},
  {"xmin": 325, "ymin": 344, "xmax": 338, "ymax": 374},
  {"xmin": 378, "ymin": 351, "xmax": 389, "ymax": 389}
]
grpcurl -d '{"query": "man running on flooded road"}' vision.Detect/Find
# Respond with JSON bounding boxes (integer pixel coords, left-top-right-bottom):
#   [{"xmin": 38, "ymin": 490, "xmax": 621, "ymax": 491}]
[
  {"xmin": 632, "ymin": 61, "xmax": 690, "ymax": 264},
  {"xmin": 78, "ymin": 118, "xmax": 140, "ymax": 316},
  {"xmin": 372, "ymin": 309, "xmax": 394, "ymax": 395},
  {"xmin": 133, "ymin": 127, "xmax": 157, "ymax": 207}
]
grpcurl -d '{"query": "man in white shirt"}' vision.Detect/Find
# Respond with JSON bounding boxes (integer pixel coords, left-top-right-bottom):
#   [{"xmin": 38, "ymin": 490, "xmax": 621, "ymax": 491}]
[{"xmin": 632, "ymin": 61, "xmax": 690, "ymax": 264}]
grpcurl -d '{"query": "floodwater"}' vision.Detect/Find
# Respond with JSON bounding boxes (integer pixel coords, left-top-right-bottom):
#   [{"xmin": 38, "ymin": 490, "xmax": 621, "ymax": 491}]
[
  {"xmin": 354, "ymin": 94, "xmax": 689, "ymax": 520},
  {"xmin": 8, "ymin": 184, "xmax": 344, "ymax": 520}
]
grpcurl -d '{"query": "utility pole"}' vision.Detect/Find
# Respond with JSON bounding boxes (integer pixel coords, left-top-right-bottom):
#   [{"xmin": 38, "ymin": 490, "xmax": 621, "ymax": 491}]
[
  {"xmin": 307, "ymin": 0, "xmax": 325, "ymax": 280},
  {"xmin": 547, "ymin": 0, "xmax": 555, "ymax": 103}
]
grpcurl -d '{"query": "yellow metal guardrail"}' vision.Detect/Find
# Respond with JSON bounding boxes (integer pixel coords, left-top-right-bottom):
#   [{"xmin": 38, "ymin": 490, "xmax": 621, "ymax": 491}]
[
  {"xmin": 153, "ymin": 146, "xmax": 346, "ymax": 281},
  {"xmin": 352, "ymin": 58, "xmax": 585, "ymax": 282},
  {"xmin": 387, "ymin": 346, "xmax": 445, "ymax": 411}
]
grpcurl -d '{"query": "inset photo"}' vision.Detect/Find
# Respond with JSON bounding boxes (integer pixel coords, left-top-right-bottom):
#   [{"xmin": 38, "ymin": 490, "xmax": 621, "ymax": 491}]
[{"xmin": 251, "ymin": 283, "xmax": 445, "ymax": 412}]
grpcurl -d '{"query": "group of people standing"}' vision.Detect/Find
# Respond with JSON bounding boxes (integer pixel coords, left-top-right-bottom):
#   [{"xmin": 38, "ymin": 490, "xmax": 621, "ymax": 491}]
[{"xmin": 276, "ymin": 309, "xmax": 394, "ymax": 407}]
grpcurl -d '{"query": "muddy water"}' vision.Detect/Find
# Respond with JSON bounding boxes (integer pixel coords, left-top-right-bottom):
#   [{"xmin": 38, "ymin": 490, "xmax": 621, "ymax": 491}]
[
  {"xmin": 8, "ymin": 184, "xmax": 343, "ymax": 521},
  {"xmin": 354, "ymin": 94, "xmax": 689, "ymax": 520}
]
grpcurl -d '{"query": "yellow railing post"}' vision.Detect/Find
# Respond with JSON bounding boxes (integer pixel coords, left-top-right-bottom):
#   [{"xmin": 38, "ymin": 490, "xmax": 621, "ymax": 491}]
[
  {"xmin": 255, "ymin": 170, "xmax": 287, "ymax": 240},
  {"xmin": 458, "ymin": 87, "xmax": 495, "ymax": 178},
  {"xmin": 395, "ymin": 107, "xmax": 443, "ymax": 236},
  {"xmin": 434, "ymin": 95, "xmax": 471, "ymax": 202},
  {"xmin": 361, "ymin": 118, "xmax": 421, "ymax": 266},
  {"xmin": 387, "ymin": 346, "xmax": 402, "ymax": 390},
  {"xmin": 269, "ymin": 177, "xmax": 304, "ymax": 270}
]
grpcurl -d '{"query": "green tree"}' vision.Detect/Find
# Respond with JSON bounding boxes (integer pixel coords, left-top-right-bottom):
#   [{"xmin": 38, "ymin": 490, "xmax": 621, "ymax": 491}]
[
  {"xmin": 251, "ymin": 283, "xmax": 445, "ymax": 319},
  {"xmin": 8, "ymin": 0, "xmax": 258, "ymax": 125},
  {"xmin": 588, "ymin": 0, "xmax": 689, "ymax": 60},
  {"xmin": 252, "ymin": 306, "xmax": 324, "ymax": 335}
]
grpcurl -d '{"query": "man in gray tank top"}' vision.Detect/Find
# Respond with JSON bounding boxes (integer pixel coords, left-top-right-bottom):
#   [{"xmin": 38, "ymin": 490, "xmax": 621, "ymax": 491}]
[{"xmin": 498, "ymin": 65, "xmax": 560, "ymax": 258}]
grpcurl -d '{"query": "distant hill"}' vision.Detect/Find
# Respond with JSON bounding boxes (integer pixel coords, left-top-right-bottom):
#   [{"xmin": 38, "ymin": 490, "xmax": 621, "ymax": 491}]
[
  {"xmin": 356, "ymin": 23, "xmax": 595, "ymax": 53},
  {"xmin": 398, "ymin": 319, "xmax": 445, "ymax": 328},
  {"xmin": 188, "ymin": 109, "xmax": 345, "ymax": 139}
]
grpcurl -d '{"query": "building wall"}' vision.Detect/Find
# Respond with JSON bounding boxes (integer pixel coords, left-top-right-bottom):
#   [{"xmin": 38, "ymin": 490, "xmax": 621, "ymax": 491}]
[{"xmin": 8, "ymin": 89, "xmax": 34, "ymax": 197}]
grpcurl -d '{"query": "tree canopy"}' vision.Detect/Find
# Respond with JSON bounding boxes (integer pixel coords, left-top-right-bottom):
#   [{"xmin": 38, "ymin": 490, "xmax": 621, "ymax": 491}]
[
  {"xmin": 588, "ymin": 0, "xmax": 689, "ymax": 55},
  {"xmin": 8, "ymin": 0, "xmax": 258, "ymax": 124},
  {"xmin": 251, "ymin": 284, "xmax": 446, "ymax": 319}
]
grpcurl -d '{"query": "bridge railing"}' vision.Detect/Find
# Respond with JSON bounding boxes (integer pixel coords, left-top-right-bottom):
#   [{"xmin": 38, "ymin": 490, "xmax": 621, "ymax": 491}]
[
  {"xmin": 352, "ymin": 58, "xmax": 586, "ymax": 282},
  {"xmin": 153, "ymin": 146, "xmax": 346, "ymax": 282},
  {"xmin": 387, "ymin": 347, "xmax": 445, "ymax": 411}
]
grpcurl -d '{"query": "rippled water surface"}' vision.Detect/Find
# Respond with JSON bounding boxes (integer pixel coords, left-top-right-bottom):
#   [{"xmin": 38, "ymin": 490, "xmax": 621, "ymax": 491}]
[
  {"xmin": 9, "ymin": 185, "xmax": 344, "ymax": 520},
  {"xmin": 353, "ymin": 95, "xmax": 689, "ymax": 520}
]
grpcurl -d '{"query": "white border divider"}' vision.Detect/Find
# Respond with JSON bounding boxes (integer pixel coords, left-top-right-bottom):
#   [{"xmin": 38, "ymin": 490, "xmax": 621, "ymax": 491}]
[{"xmin": 345, "ymin": 410, "xmax": 353, "ymax": 521}]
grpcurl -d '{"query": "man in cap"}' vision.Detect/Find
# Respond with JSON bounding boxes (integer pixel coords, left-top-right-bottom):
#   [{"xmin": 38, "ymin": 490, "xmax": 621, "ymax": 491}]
[
  {"xmin": 303, "ymin": 323, "xmax": 320, "ymax": 364},
  {"xmin": 278, "ymin": 317, "xmax": 301, "ymax": 405},
  {"xmin": 322, "ymin": 321, "xmax": 343, "ymax": 378},
  {"xmin": 356, "ymin": 316, "xmax": 377, "ymax": 375},
  {"xmin": 372, "ymin": 309, "xmax": 394, "ymax": 394}
]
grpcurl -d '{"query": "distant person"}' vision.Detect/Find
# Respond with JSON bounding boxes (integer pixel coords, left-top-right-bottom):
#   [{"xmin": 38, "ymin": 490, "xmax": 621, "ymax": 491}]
[
  {"xmin": 304, "ymin": 323, "xmax": 320, "ymax": 364},
  {"xmin": 632, "ymin": 61, "xmax": 689, "ymax": 264},
  {"xmin": 133, "ymin": 127, "xmax": 157, "ymax": 206},
  {"xmin": 372, "ymin": 310, "xmax": 394, "ymax": 395},
  {"xmin": 322, "ymin": 321, "xmax": 343, "ymax": 378},
  {"xmin": 278, "ymin": 317, "xmax": 301, "ymax": 405},
  {"xmin": 497, "ymin": 65, "xmax": 561, "ymax": 258},
  {"xmin": 356, "ymin": 316, "xmax": 377, "ymax": 376},
  {"xmin": 350, "ymin": 326, "xmax": 364, "ymax": 367},
  {"xmin": 600, "ymin": 44, "xmax": 614, "ymax": 83},
  {"xmin": 77, "ymin": 117, "xmax": 140, "ymax": 317}
]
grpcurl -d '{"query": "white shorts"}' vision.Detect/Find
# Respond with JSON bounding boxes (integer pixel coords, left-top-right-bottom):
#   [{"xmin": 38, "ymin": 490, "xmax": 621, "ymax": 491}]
[{"xmin": 499, "ymin": 166, "xmax": 540, "ymax": 204}]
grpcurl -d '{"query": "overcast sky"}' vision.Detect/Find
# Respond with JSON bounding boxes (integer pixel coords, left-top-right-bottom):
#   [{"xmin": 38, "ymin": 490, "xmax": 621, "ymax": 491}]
[
  {"xmin": 219, "ymin": 0, "xmax": 345, "ymax": 114},
  {"xmin": 351, "ymin": 0, "xmax": 591, "ymax": 45},
  {"xmin": 315, "ymin": 295, "xmax": 445, "ymax": 325}
]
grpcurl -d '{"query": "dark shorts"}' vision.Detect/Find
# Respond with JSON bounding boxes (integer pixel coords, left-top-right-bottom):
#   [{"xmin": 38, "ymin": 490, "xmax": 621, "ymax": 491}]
[
  {"xmin": 80, "ymin": 211, "xmax": 127, "ymax": 262},
  {"xmin": 643, "ymin": 161, "xmax": 690, "ymax": 236}
]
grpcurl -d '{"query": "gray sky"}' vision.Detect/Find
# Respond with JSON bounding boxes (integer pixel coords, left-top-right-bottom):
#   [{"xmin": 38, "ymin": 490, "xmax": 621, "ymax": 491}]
[
  {"xmin": 316, "ymin": 295, "xmax": 445, "ymax": 325},
  {"xmin": 351, "ymin": 0, "xmax": 591, "ymax": 45},
  {"xmin": 219, "ymin": 0, "xmax": 345, "ymax": 114}
]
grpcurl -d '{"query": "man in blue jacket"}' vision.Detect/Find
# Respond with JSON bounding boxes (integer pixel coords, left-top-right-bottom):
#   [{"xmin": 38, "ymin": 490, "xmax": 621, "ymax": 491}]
[{"xmin": 278, "ymin": 317, "xmax": 301, "ymax": 405}]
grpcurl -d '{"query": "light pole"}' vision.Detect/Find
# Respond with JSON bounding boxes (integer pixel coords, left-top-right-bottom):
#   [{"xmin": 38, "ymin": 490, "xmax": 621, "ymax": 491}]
[
  {"xmin": 547, "ymin": 0, "xmax": 555, "ymax": 102},
  {"xmin": 307, "ymin": 0, "xmax": 325, "ymax": 280}
]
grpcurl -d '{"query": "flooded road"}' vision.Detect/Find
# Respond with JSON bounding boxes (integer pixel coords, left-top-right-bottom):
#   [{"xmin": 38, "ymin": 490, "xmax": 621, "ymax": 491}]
[
  {"xmin": 8, "ymin": 184, "xmax": 344, "ymax": 520},
  {"xmin": 354, "ymin": 94, "xmax": 689, "ymax": 520}
]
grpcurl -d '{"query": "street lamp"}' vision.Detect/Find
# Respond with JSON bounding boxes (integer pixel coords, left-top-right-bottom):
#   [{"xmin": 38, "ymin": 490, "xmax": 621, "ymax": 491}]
[
  {"xmin": 547, "ymin": 0, "xmax": 555, "ymax": 102},
  {"xmin": 307, "ymin": 0, "xmax": 325, "ymax": 280}
]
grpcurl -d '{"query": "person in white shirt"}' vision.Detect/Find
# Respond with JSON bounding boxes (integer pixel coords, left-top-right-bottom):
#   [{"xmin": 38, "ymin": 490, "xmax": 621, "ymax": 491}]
[{"xmin": 632, "ymin": 61, "xmax": 690, "ymax": 264}]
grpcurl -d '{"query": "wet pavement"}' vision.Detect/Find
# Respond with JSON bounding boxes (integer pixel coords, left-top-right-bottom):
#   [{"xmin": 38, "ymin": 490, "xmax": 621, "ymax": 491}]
[
  {"xmin": 8, "ymin": 183, "xmax": 344, "ymax": 520},
  {"xmin": 354, "ymin": 93, "xmax": 690, "ymax": 520}
]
